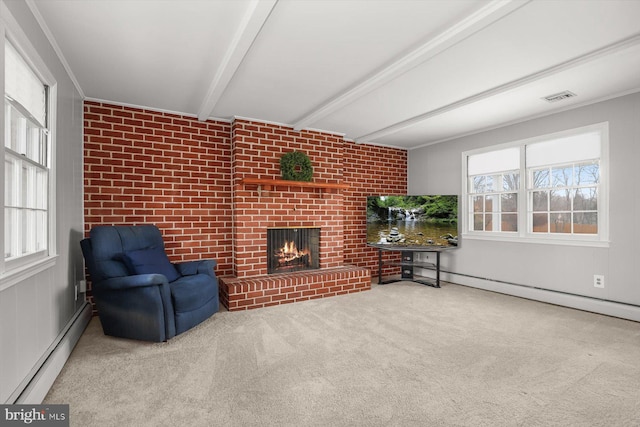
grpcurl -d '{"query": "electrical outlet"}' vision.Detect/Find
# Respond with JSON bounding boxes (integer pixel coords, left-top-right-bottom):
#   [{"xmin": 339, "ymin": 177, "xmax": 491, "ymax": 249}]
[{"xmin": 594, "ymin": 275, "xmax": 605, "ymax": 288}]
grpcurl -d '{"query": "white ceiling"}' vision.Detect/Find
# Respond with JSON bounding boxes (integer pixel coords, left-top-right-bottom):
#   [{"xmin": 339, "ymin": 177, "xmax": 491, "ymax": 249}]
[{"xmin": 29, "ymin": 0, "xmax": 640, "ymax": 150}]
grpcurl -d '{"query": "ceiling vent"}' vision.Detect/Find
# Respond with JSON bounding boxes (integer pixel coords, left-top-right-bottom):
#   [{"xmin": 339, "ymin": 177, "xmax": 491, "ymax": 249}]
[{"xmin": 542, "ymin": 90, "xmax": 577, "ymax": 103}]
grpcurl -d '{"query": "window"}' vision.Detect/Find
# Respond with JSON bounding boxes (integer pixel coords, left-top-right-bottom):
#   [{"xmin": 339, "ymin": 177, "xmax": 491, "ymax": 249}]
[
  {"xmin": 463, "ymin": 123, "xmax": 608, "ymax": 245},
  {"xmin": 3, "ymin": 39, "xmax": 50, "ymax": 270},
  {"xmin": 467, "ymin": 147, "xmax": 520, "ymax": 232}
]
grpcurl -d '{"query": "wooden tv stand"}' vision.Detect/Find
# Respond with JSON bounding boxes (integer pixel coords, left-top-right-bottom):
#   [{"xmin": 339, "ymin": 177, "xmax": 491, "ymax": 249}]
[{"xmin": 372, "ymin": 245, "xmax": 453, "ymax": 288}]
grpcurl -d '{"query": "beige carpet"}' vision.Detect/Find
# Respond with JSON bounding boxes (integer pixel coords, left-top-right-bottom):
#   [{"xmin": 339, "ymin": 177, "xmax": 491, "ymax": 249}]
[{"xmin": 44, "ymin": 281, "xmax": 640, "ymax": 426}]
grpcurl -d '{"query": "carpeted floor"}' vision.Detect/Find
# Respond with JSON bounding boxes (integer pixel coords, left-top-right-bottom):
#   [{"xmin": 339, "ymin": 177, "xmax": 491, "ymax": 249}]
[{"xmin": 44, "ymin": 281, "xmax": 640, "ymax": 426}]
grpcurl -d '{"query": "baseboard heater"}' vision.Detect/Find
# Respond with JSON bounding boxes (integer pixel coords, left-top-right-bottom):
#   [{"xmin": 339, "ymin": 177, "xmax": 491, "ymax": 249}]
[
  {"xmin": 9, "ymin": 302, "xmax": 92, "ymax": 404},
  {"xmin": 416, "ymin": 267, "xmax": 640, "ymax": 323}
]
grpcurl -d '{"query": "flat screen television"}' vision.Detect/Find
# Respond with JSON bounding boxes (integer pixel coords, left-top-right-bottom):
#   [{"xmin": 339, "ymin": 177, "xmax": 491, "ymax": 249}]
[{"xmin": 366, "ymin": 195, "xmax": 459, "ymax": 249}]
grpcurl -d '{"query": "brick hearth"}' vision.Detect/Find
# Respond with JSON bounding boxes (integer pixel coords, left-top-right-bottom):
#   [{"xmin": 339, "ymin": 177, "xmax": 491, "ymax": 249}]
[{"xmin": 220, "ymin": 265, "xmax": 370, "ymax": 310}]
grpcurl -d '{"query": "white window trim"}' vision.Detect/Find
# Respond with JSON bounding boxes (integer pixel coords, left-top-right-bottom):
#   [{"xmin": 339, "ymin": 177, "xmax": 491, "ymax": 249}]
[
  {"xmin": 461, "ymin": 122, "xmax": 609, "ymax": 247},
  {"xmin": 0, "ymin": 254, "xmax": 57, "ymax": 291},
  {"xmin": 0, "ymin": 1, "xmax": 57, "ymax": 289}
]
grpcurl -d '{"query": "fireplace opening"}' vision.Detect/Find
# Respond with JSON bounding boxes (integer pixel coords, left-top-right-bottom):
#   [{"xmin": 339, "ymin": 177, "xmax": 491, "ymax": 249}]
[{"xmin": 267, "ymin": 228, "xmax": 320, "ymax": 274}]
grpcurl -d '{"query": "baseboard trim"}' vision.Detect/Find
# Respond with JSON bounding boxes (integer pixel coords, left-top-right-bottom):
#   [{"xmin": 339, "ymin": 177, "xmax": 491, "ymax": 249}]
[
  {"xmin": 441, "ymin": 271, "xmax": 640, "ymax": 322},
  {"xmin": 14, "ymin": 302, "xmax": 92, "ymax": 404}
]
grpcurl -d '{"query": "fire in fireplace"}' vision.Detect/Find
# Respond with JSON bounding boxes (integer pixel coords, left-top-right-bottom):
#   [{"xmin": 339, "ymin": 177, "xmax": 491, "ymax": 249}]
[{"xmin": 267, "ymin": 228, "xmax": 320, "ymax": 274}]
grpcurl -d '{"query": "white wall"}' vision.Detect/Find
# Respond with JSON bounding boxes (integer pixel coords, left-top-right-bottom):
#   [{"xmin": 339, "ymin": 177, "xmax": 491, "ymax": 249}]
[
  {"xmin": 408, "ymin": 92, "xmax": 640, "ymax": 319},
  {"xmin": 0, "ymin": 0, "xmax": 87, "ymax": 403}
]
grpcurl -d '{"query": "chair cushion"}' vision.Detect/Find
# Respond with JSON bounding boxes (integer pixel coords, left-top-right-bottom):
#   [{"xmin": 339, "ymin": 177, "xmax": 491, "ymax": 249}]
[
  {"xmin": 123, "ymin": 246, "xmax": 180, "ymax": 282},
  {"xmin": 170, "ymin": 274, "xmax": 217, "ymax": 313}
]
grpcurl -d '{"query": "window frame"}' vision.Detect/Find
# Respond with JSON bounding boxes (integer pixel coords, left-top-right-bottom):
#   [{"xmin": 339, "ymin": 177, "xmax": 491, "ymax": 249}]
[
  {"xmin": 468, "ymin": 169, "xmax": 520, "ymax": 233},
  {"xmin": 5, "ymin": 99, "xmax": 50, "ymax": 262},
  {"xmin": 461, "ymin": 122, "xmax": 609, "ymax": 247},
  {"xmin": 0, "ymin": 7, "xmax": 58, "ymax": 290}
]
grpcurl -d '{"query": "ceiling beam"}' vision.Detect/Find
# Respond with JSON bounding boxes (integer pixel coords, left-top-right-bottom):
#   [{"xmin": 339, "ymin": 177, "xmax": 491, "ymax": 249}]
[
  {"xmin": 197, "ymin": 0, "xmax": 277, "ymax": 122},
  {"xmin": 291, "ymin": 0, "xmax": 530, "ymax": 131},
  {"xmin": 356, "ymin": 33, "xmax": 640, "ymax": 145}
]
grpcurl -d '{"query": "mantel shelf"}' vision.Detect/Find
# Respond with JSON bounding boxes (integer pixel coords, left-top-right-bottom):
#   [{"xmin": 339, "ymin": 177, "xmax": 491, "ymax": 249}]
[{"xmin": 240, "ymin": 178, "xmax": 349, "ymax": 193}]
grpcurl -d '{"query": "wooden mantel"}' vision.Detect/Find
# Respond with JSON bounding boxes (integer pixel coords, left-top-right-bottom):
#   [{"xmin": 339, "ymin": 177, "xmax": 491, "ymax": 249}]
[{"xmin": 240, "ymin": 178, "xmax": 349, "ymax": 194}]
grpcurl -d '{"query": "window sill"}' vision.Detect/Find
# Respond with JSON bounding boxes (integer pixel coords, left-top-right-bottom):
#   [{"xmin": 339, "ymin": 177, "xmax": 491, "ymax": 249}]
[
  {"xmin": 0, "ymin": 255, "xmax": 58, "ymax": 291},
  {"xmin": 462, "ymin": 233, "xmax": 610, "ymax": 248}
]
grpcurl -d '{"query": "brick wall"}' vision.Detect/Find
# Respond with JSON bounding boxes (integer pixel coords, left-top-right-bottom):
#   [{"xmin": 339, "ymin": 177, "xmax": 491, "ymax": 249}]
[
  {"xmin": 83, "ymin": 101, "xmax": 234, "ymax": 311},
  {"xmin": 343, "ymin": 142, "xmax": 407, "ymax": 278},
  {"xmin": 83, "ymin": 101, "xmax": 406, "ymax": 312}
]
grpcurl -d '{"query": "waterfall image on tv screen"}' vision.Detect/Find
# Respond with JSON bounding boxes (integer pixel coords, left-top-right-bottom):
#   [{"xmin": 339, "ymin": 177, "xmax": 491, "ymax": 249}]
[{"xmin": 366, "ymin": 195, "xmax": 459, "ymax": 248}]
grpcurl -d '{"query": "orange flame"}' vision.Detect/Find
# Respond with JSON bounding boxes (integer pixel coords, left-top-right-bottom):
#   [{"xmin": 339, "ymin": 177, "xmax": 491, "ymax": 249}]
[{"xmin": 283, "ymin": 241, "xmax": 297, "ymax": 254}]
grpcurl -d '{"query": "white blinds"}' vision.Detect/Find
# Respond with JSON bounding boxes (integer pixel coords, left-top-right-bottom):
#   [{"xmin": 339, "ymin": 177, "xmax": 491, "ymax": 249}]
[
  {"xmin": 468, "ymin": 131, "xmax": 601, "ymax": 176},
  {"xmin": 5, "ymin": 40, "xmax": 46, "ymax": 127},
  {"xmin": 467, "ymin": 146, "xmax": 519, "ymax": 176},
  {"xmin": 526, "ymin": 131, "xmax": 601, "ymax": 168}
]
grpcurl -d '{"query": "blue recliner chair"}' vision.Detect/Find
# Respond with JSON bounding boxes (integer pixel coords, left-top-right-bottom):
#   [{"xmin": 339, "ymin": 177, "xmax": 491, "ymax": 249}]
[{"xmin": 80, "ymin": 225, "xmax": 219, "ymax": 342}]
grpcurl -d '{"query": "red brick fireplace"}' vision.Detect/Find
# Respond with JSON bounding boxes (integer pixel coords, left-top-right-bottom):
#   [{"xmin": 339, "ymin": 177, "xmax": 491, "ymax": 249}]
[{"xmin": 220, "ymin": 119, "xmax": 371, "ymax": 310}]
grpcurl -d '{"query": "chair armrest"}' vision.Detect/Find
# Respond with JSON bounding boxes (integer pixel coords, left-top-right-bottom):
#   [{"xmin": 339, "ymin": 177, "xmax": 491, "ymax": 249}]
[
  {"xmin": 95, "ymin": 274, "xmax": 169, "ymax": 291},
  {"xmin": 92, "ymin": 273, "xmax": 176, "ymax": 341},
  {"xmin": 175, "ymin": 259, "xmax": 217, "ymax": 277}
]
